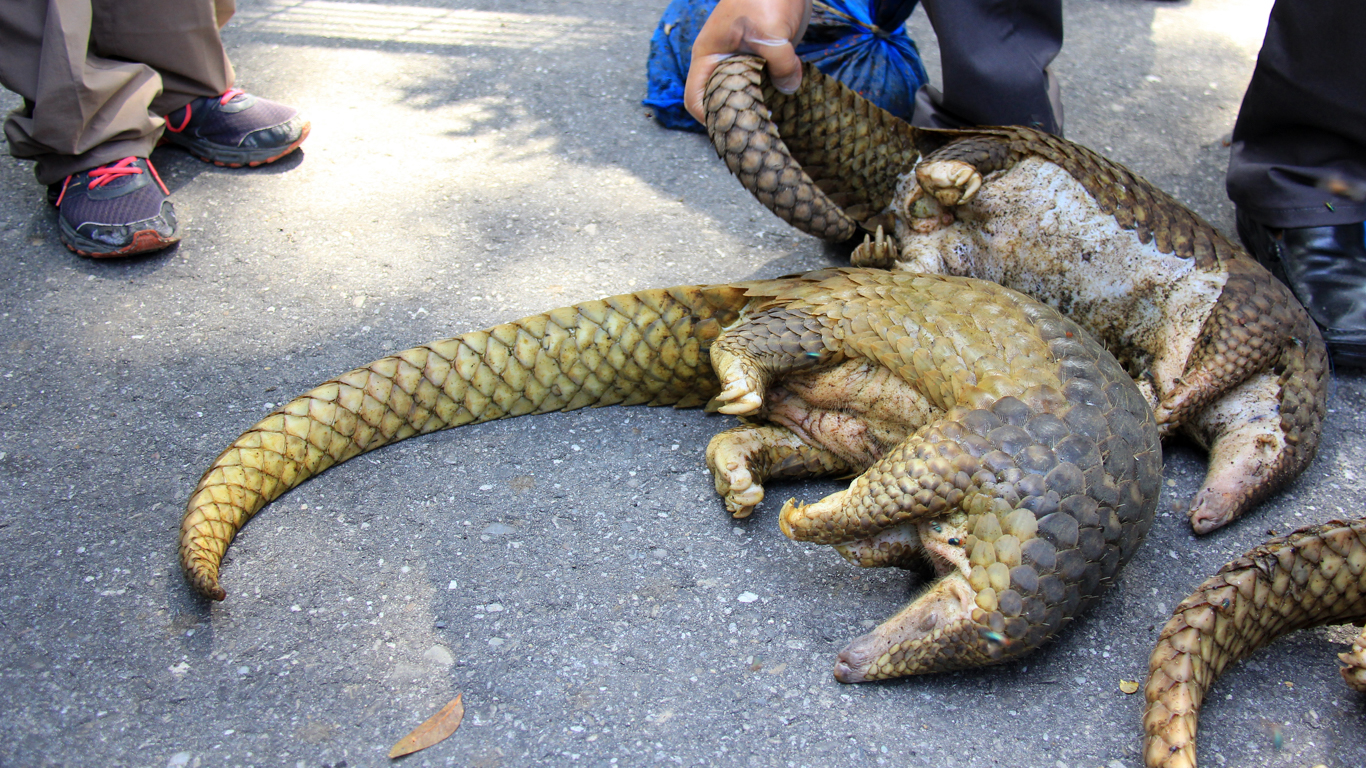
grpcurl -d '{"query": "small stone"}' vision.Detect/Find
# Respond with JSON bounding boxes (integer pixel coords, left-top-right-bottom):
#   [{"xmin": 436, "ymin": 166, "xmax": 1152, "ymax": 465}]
[
  {"xmin": 423, "ymin": 644, "xmax": 455, "ymax": 667},
  {"xmin": 737, "ymin": 592, "xmax": 759, "ymax": 603},
  {"xmin": 166, "ymin": 753, "xmax": 193, "ymax": 768}
]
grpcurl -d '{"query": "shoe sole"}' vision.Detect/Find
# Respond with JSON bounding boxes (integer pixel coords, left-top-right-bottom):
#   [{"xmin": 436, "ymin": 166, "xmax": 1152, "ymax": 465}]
[
  {"xmin": 58, "ymin": 223, "xmax": 180, "ymax": 259},
  {"xmin": 160, "ymin": 122, "xmax": 311, "ymax": 168}
]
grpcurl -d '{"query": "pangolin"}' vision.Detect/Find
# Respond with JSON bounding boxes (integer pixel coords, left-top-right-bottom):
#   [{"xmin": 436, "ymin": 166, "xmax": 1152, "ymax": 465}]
[
  {"xmin": 1142, "ymin": 518, "xmax": 1366, "ymax": 767},
  {"xmin": 179, "ymin": 268, "xmax": 1161, "ymax": 682},
  {"xmin": 703, "ymin": 56, "xmax": 1329, "ymax": 535}
]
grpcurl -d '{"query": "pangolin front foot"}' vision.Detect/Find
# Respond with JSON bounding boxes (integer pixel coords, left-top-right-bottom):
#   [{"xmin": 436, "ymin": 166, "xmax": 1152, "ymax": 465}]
[
  {"xmin": 705, "ymin": 428, "xmax": 769, "ymax": 517},
  {"xmin": 710, "ymin": 346, "xmax": 766, "ymax": 415},
  {"xmin": 778, "ymin": 494, "xmax": 847, "ymax": 540},
  {"xmin": 706, "ymin": 424, "xmax": 853, "ymax": 519},
  {"xmin": 916, "ymin": 160, "xmax": 983, "ymax": 207}
]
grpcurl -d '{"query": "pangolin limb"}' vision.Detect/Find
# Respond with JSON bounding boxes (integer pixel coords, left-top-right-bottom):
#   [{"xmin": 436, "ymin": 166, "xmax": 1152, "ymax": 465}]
[
  {"xmin": 703, "ymin": 56, "xmax": 1329, "ymax": 535},
  {"xmin": 1142, "ymin": 519, "xmax": 1366, "ymax": 767},
  {"xmin": 179, "ymin": 268, "xmax": 1161, "ymax": 684}
]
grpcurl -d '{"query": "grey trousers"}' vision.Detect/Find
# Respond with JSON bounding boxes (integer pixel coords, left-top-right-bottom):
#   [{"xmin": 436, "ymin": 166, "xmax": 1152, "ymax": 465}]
[
  {"xmin": 1227, "ymin": 0, "xmax": 1366, "ymax": 228},
  {"xmin": 912, "ymin": 0, "xmax": 1064, "ymax": 136},
  {"xmin": 0, "ymin": 0, "xmax": 235, "ymax": 185}
]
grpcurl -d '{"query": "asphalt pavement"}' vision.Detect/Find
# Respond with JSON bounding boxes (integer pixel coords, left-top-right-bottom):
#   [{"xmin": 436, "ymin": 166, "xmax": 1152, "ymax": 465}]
[{"xmin": 1, "ymin": 1, "xmax": 1363, "ymax": 766}]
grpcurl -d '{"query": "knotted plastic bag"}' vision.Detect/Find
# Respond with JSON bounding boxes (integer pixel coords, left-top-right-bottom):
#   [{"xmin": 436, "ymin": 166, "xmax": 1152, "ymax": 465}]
[{"xmin": 644, "ymin": 0, "xmax": 927, "ymax": 132}]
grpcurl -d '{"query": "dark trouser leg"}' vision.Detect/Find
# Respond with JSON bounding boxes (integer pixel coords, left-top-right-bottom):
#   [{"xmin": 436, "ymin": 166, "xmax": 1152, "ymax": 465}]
[
  {"xmin": 913, "ymin": 0, "xmax": 1064, "ymax": 136},
  {"xmin": 1227, "ymin": 0, "xmax": 1366, "ymax": 227},
  {"xmin": 1230, "ymin": 0, "xmax": 1366, "ymax": 367}
]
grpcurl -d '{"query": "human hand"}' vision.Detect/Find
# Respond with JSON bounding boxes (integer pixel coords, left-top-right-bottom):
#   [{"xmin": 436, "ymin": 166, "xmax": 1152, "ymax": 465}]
[{"xmin": 684, "ymin": 0, "xmax": 812, "ymax": 124}]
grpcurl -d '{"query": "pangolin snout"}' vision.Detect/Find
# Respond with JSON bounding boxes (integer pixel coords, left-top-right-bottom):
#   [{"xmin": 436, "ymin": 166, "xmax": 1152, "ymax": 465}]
[{"xmin": 833, "ymin": 634, "xmax": 879, "ymax": 683}]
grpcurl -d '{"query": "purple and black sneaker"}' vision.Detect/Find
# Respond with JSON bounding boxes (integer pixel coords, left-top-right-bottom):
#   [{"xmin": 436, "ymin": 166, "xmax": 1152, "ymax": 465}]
[
  {"xmin": 162, "ymin": 89, "xmax": 310, "ymax": 167},
  {"xmin": 49, "ymin": 157, "xmax": 179, "ymax": 258}
]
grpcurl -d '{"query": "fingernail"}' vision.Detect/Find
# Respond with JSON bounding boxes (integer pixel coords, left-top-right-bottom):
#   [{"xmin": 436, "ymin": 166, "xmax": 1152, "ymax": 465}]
[{"xmin": 774, "ymin": 76, "xmax": 800, "ymax": 94}]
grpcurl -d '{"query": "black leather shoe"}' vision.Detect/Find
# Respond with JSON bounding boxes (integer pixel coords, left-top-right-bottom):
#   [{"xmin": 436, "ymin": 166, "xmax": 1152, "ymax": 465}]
[{"xmin": 1237, "ymin": 209, "xmax": 1366, "ymax": 368}]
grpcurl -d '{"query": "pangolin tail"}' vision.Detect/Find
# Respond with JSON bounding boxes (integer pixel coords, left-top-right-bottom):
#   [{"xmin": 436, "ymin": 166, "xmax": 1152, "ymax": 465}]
[
  {"xmin": 1141, "ymin": 519, "xmax": 1366, "ymax": 768},
  {"xmin": 179, "ymin": 284, "xmax": 751, "ymax": 600},
  {"xmin": 704, "ymin": 56, "xmax": 922, "ymax": 242}
]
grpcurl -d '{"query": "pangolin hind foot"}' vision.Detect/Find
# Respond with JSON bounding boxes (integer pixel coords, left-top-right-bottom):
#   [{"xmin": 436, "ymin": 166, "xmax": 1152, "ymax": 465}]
[
  {"xmin": 179, "ymin": 269, "xmax": 1160, "ymax": 685},
  {"xmin": 1142, "ymin": 519, "xmax": 1366, "ymax": 767},
  {"xmin": 704, "ymin": 56, "xmax": 1329, "ymax": 535}
]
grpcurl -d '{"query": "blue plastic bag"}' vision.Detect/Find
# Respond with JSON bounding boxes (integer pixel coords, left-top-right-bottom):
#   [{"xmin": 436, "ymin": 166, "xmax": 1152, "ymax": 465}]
[{"xmin": 644, "ymin": 0, "xmax": 927, "ymax": 132}]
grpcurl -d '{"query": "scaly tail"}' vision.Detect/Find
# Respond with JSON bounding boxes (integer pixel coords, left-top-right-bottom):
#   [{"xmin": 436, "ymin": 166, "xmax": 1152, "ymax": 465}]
[
  {"xmin": 1142, "ymin": 519, "xmax": 1366, "ymax": 767},
  {"xmin": 704, "ymin": 56, "xmax": 921, "ymax": 241},
  {"xmin": 180, "ymin": 284, "xmax": 751, "ymax": 600}
]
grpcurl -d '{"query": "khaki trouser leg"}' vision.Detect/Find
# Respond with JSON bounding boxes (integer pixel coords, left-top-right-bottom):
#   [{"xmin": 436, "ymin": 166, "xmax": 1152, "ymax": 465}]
[{"xmin": 0, "ymin": 0, "xmax": 234, "ymax": 185}]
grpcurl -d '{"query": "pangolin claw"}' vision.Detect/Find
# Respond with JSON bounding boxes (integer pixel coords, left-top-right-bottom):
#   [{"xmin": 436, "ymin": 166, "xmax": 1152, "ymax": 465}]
[
  {"xmin": 850, "ymin": 225, "xmax": 899, "ymax": 269},
  {"xmin": 777, "ymin": 498, "xmax": 801, "ymax": 539},
  {"xmin": 719, "ymin": 468, "xmax": 764, "ymax": 518},
  {"xmin": 716, "ymin": 391, "xmax": 763, "ymax": 415}
]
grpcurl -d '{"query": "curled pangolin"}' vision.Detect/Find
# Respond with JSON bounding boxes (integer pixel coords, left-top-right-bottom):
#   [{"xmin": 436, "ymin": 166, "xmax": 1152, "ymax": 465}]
[
  {"xmin": 179, "ymin": 268, "xmax": 1161, "ymax": 682},
  {"xmin": 703, "ymin": 56, "xmax": 1329, "ymax": 536},
  {"xmin": 1143, "ymin": 518, "xmax": 1366, "ymax": 767}
]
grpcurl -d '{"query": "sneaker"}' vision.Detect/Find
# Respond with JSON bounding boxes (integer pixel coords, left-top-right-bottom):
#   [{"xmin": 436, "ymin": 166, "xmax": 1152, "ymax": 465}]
[
  {"xmin": 161, "ymin": 89, "xmax": 310, "ymax": 167},
  {"xmin": 48, "ymin": 157, "xmax": 179, "ymax": 258}
]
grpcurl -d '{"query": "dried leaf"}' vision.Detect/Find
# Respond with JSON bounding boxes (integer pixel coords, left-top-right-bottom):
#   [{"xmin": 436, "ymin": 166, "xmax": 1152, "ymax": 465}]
[
  {"xmin": 1118, "ymin": 679, "xmax": 1140, "ymax": 694},
  {"xmin": 389, "ymin": 694, "xmax": 464, "ymax": 759}
]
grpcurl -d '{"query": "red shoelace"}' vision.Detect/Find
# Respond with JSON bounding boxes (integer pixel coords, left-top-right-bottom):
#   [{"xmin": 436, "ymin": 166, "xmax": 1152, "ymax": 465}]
[
  {"xmin": 165, "ymin": 88, "xmax": 246, "ymax": 133},
  {"xmin": 54, "ymin": 157, "xmax": 169, "ymax": 206}
]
